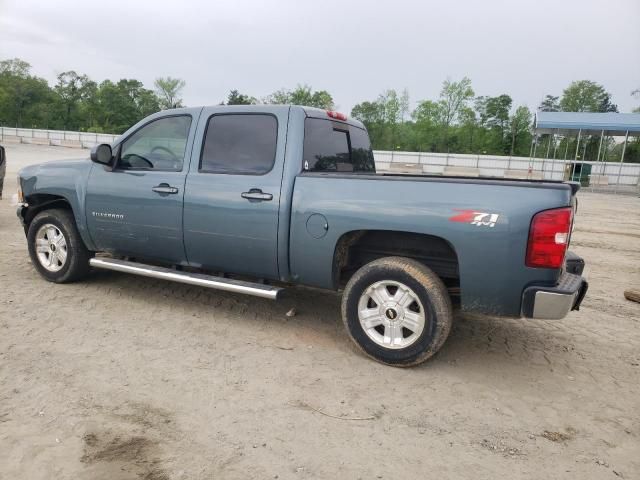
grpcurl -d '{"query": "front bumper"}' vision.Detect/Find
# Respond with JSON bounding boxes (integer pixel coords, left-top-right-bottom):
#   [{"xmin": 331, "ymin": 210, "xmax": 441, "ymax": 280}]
[
  {"xmin": 16, "ymin": 203, "xmax": 27, "ymax": 226},
  {"xmin": 522, "ymin": 255, "xmax": 588, "ymax": 320}
]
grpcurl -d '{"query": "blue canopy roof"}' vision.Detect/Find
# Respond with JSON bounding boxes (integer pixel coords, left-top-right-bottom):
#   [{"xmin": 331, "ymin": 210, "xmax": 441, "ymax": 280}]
[{"xmin": 535, "ymin": 112, "xmax": 640, "ymax": 136}]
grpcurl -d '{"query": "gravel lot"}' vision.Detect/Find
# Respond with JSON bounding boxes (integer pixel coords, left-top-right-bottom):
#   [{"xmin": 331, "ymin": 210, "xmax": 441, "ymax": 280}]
[{"xmin": 1, "ymin": 144, "xmax": 639, "ymax": 480}]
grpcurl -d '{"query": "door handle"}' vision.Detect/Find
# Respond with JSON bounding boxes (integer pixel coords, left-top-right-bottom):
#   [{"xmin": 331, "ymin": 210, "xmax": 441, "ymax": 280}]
[
  {"xmin": 152, "ymin": 183, "xmax": 179, "ymax": 194},
  {"xmin": 241, "ymin": 189, "xmax": 273, "ymax": 201}
]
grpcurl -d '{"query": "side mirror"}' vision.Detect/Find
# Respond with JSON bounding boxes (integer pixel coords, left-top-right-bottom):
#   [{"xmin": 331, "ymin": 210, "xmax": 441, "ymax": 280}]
[
  {"xmin": 90, "ymin": 143, "xmax": 113, "ymax": 165},
  {"xmin": 0, "ymin": 145, "xmax": 5, "ymax": 165}
]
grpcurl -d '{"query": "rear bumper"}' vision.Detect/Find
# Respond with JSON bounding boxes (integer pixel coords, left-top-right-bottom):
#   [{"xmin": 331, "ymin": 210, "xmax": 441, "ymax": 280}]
[{"xmin": 522, "ymin": 255, "xmax": 588, "ymax": 320}]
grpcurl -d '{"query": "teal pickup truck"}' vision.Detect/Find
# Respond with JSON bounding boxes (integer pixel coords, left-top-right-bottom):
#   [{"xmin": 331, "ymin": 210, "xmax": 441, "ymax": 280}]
[{"xmin": 15, "ymin": 105, "xmax": 588, "ymax": 366}]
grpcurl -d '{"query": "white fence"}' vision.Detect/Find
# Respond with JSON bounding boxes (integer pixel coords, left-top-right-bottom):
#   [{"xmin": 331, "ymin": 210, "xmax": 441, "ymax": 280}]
[
  {"xmin": 0, "ymin": 126, "xmax": 118, "ymax": 149},
  {"xmin": 1, "ymin": 126, "xmax": 638, "ymax": 192},
  {"xmin": 374, "ymin": 150, "xmax": 640, "ymax": 192}
]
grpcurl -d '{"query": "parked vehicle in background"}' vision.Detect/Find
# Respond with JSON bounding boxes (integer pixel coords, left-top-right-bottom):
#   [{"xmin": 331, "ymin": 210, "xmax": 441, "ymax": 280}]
[
  {"xmin": 0, "ymin": 146, "xmax": 6, "ymax": 199},
  {"xmin": 14, "ymin": 105, "xmax": 588, "ymax": 366}
]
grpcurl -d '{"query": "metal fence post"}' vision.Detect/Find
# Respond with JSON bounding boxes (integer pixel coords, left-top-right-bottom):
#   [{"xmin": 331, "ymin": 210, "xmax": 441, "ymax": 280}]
[
  {"xmin": 593, "ymin": 130, "xmax": 604, "ymax": 191},
  {"xmin": 530, "ymin": 134, "xmax": 539, "ymax": 179},
  {"xmin": 542, "ymin": 134, "xmax": 552, "ymax": 178},
  {"xmin": 571, "ymin": 129, "xmax": 582, "ymax": 182},
  {"xmin": 615, "ymin": 130, "xmax": 629, "ymax": 194}
]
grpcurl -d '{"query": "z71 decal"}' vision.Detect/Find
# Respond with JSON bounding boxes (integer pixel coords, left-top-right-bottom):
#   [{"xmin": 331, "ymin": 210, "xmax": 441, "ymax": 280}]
[{"xmin": 449, "ymin": 209, "xmax": 500, "ymax": 228}]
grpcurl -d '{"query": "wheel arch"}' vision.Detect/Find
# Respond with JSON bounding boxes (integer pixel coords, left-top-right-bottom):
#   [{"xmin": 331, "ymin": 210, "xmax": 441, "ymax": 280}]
[
  {"xmin": 22, "ymin": 194, "xmax": 73, "ymax": 228},
  {"xmin": 21, "ymin": 193, "xmax": 94, "ymax": 251},
  {"xmin": 332, "ymin": 229, "xmax": 460, "ymax": 294}
]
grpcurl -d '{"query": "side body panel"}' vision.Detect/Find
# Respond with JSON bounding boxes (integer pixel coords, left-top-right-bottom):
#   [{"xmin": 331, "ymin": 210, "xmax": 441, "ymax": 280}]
[
  {"xmin": 84, "ymin": 108, "xmax": 202, "ymax": 264},
  {"xmin": 289, "ymin": 174, "xmax": 573, "ymax": 317},
  {"xmin": 18, "ymin": 160, "xmax": 97, "ymax": 250},
  {"xmin": 182, "ymin": 105, "xmax": 290, "ymax": 279}
]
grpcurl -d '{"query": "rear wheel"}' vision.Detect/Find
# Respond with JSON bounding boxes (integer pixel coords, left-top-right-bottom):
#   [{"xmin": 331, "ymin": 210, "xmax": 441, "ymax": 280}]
[
  {"xmin": 27, "ymin": 209, "xmax": 92, "ymax": 283},
  {"xmin": 341, "ymin": 257, "xmax": 453, "ymax": 367}
]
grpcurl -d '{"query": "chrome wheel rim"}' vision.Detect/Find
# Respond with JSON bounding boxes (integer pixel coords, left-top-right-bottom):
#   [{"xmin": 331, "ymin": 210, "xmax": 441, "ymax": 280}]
[
  {"xmin": 35, "ymin": 223, "xmax": 68, "ymax": 272},
  {"xmin": 358, "ymin": 280, "xmax": 426, "ymax": 349}
]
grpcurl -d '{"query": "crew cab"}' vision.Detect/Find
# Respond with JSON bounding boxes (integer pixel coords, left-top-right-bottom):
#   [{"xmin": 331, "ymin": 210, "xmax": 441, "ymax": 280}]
[{"xmin": 15, "ymin": 105, "xmax": 588, "ymax": 366}]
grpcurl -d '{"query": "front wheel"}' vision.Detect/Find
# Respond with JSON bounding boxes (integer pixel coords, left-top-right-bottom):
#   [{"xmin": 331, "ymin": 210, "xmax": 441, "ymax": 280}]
[
  {"xmin": 27, "ymin": 208, "xmax": 92, "ymax": 283},
  {"xmin": 341, "ymin": 257, "xmax": 453, "ymax": 367}
]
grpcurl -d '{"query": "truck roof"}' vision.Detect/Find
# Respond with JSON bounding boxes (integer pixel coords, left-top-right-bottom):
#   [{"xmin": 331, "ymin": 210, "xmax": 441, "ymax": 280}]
[
  {"xmin": 190, "ymin": 104, "xmax": 365, "ymax": 130},
  {"xmin": 300, "ymin": 106, "xmax": 366, "ymax": 129}
]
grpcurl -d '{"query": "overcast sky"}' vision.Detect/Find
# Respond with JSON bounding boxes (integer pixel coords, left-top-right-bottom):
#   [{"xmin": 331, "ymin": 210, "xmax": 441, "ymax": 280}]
[{"xmin": 1, "ymin": 0, "xmax": 639, "ymax": 113}]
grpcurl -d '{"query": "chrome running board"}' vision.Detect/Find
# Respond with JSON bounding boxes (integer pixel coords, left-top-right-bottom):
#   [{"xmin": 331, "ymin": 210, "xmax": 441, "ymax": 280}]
[{"xmin": 89, "ymin": 258, "xmax": 283, "ymax": 300}]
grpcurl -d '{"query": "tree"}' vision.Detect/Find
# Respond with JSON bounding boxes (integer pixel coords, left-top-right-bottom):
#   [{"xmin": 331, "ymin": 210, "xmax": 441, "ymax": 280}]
[
  {"xmin": 154, "ymin": 77, "xmax": 185, "ymax": 109},
  {"xmin": 351, "ymin": 100, "xmax": 384, "ymax": 126},
  {"xmin": 438, "ymin": 77, "xmax": 474, "ymax": 150},
  {"xmin": 508, "ymin": 106, "xmax": 532, "ymax": 155},
  {"xmin": 225, "ymin": 89, "xmax": 256, "ymax": 105},
  {"xmin": 560, "ymin": 80, "xmax": 618, "ymax": 112},
  {"xmin": 412, "ymin": 100, "xmax": 443, "ymax": 151},
  {"xmin": 351, "ymin": 100, "xmax": 387, "ymax": 148},
  {"xmin": 632, "ymin": 88, "xmax": 640, "ymax": 113},
  {"xmin": 95, "ymin": 79, "xmax": 160, "ymax": 133},
  {"xmin": 265, "ymin": 84, "xmax": 334, "ymax": 109},
  {"xmin": 53, "ymin": 71, "xmax": 96, "ymax": 130},
  {"xmin": 458, "ymin": 106, "xmax": 479, "ymax": 153},
  {"xmin": 476, "ymin": 94, "xmax": 512, "ymax": 150},
  {"xmin": 0, "ymin": 58, "xmax": 31, "ymax": 77},
  {"xmin": 399, "ymin": 88, "xmax": 410, "ymax": 122},
  {"xmin": 539, "ymin": 95, "xmax": 560, "ymax": 112},
  {"xmin": 0, "ymin": 57, "xmax": 161, "ymax": 133},
  {"xmin": 0, "ymin": 59, "xmax": 53, "ymax": 127}
]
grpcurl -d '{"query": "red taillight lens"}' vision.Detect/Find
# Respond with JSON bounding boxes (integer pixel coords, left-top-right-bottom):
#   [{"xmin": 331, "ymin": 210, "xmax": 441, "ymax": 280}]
[
  {"xmin": 526, "ymin": 207, "xmax": 573, "ymax": 268},
  {"xmin": 326, "ymin": 110, "xmax": 347, "ymax": 121}
]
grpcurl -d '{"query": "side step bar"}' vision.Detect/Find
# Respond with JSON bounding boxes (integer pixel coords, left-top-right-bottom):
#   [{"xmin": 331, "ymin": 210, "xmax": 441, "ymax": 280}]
[{"xmin": 89, "ymin": 258, "xmax": 283, "ymax": 300}]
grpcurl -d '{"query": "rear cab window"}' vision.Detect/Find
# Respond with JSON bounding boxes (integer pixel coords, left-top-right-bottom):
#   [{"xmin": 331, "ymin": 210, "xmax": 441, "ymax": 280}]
[{"xmin": 303, "ymin": 118, "xmax": 375, "ymax": 173}]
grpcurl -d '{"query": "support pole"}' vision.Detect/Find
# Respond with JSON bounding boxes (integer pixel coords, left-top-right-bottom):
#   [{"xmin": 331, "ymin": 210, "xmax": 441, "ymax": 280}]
[
  {"xmin": 572, "ymin": 129, "xmax": 582, "ymax": 182},
  {"xmin": 615, "ymin": 131, "xmax": 629, "ymax": 194},
  {"xmin": 542, "ymin": 134, "xmax": 552, "ymax": 179},
  {"xmin": 550, "ymin": 130, "xmax": 559, "ymax": 181},
  {"xmin": 530, "ymin": 134, "xmax": 538, "ymax": 179},
  {"xmin": 562, "ymin": 136, "xmax": 569, "ymax": 180},
  {"xmin": 594, "ymin": 130, "xmax": 604, "ymax": 191}
]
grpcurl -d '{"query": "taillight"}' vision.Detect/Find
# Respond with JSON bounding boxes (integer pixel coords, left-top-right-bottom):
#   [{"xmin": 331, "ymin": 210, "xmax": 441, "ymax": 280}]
[
  {"xmin": 526, "ymin": 207, "xmax": 573, "ymax": 268},
  {"xmin": 326, "ymin": 110, "xmax": 347, "ymax": 121}
]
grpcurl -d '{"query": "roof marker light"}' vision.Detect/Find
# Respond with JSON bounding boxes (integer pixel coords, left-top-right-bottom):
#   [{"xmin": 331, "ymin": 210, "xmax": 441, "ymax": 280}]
[{"xmin": 326, "ymin": 110, "xmax": 347, "ymax": 121}]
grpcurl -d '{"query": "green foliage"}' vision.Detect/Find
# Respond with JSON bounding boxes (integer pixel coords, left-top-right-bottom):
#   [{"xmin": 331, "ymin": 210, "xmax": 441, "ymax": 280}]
[
  {"xmin": 54, "ymin": 71, "xmax": 97, "ymax": 129},
  {"xmin": 352, "ymin": 78, "xmax": 535, "ymax": 156},
  {"xmin": 508, "ymin": 106, "xmax": 533, "ymax": 155},
  {"xmin": 154, "ymin": 76, "xmax": 186, "ymax": 110},
  {"xmin": 264, "ymin": 84, "xmax": 334, "ymax": 109},
  {"xmin": 539, "ymin": 95, "xmax": 560, "ymax": 112},
  {"xmin": 0, "ymin": 58, "xmax": 53, "ymax": 128},
  {"xmin": 632, "ymin": 89, "xmax": 640, "ymax": 113},
  {"xmin": 0, "ymin": 57, "xmax": 634, "ymax": 161},
  {"xmin": 93, "ymin": 79, "xmax": 160, "ymax": 133},
  {"xmin": 559, "ymin": 80, "xmax": 618, "ymax": 113},
  {"xmin": 224, "ymin": 89, "xmax": 256, "ymax": 105},
  {"xmin": 0, "ymin": 57, "xmax": 177, "ymax": 133}
]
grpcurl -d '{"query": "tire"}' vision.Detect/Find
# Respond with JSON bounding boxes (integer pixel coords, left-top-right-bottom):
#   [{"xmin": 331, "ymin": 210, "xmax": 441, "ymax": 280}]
[
  {"xmin": 27, "ymin": 208, "xmax": 92, "ymax": 283},
  {"xmin": 341, "ymin": 256, "xmax": 453, "ymax": 367}
]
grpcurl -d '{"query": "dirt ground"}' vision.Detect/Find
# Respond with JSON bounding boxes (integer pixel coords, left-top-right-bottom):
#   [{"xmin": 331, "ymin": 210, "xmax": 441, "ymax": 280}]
[{"xmin": 1, "ymin": 144, "xmax": 639, "ymax": 480}]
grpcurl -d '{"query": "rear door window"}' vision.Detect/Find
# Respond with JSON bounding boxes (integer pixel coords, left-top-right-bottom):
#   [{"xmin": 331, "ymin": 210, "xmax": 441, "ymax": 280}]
[
  {"xmin": 200, "ymin": 114, "xmax": 278, "ymax": 175},
  {"xmin": 303, "ymin": 118, "xmax": 375, "ymax": 173}
]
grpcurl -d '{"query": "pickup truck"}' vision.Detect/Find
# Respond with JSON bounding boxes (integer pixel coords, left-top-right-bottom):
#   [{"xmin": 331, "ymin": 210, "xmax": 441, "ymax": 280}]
[{"xmin": 15, "ymin": 105, "xmax": 588, "ymax": 366}]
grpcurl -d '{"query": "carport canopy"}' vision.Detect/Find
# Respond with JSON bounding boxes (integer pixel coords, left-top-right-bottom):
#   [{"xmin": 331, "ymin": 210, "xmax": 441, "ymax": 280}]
[{"xmin": 535, "ymin": 112, "xmax": 640, "ymax": 136}]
